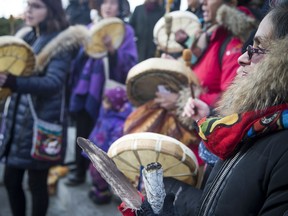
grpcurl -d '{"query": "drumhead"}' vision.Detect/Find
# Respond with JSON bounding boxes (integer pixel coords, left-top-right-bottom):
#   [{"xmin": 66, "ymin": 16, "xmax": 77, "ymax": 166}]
[
  {"xmin": 108, "ymin": 132, "xmax": 199, "ymax": 186},
  {"xmin": 153, "ymin": 11, "xmax": 201, "ymax": 53},
  {"xmin": 85, "ymin": 17, "xmax": 125, "ymax": 58},
  {"xmin": 126, "ymin": 58, "xmax": 189, "ymax": 106},
  {"xmin": 0, "ymin": 36, "xmax": 35, "ymax": 76}
]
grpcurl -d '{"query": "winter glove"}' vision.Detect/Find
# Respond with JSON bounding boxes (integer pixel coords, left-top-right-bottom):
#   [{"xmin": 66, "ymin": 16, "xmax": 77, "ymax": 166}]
[
  {"xmin": 137, "ymin": 193, "xmax": 178, "ymax": 216},
  {"xmin": 0, "ymin": 74, "xmax": 17, "ymax": 90}
]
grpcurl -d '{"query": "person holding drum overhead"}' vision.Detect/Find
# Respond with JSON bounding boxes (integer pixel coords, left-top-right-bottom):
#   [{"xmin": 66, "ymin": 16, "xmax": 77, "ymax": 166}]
[
  {"xmin": 119, "ymin": 1, "xmax": 288, "ymax": 215},
  {"xmin": 0, "ymin": 0, "xmax": 73, "ymax": 215},
  {"xmin": 67, "ymin": 0, "xmax": 138, "ymax": 186}
]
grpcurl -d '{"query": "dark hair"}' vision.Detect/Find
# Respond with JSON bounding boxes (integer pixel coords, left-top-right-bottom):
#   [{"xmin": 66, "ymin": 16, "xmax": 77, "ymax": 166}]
[
  {"xmin": 145, "ymin": 0, "xmax": 163, "ymax": 4},
  {"xmin": 93, "ymin": 0, "xmax": 130, "ymax": 19},
  {"xmin": 41, "ymin": 0, "xmax": 69, "ymax": 33},
  {"xmin": 269, "ymin": 0, "xmax": 288, "ymax": 39}
]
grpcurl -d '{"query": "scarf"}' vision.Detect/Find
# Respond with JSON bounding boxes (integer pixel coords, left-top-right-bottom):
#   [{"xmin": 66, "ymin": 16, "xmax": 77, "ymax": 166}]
[{"xmin": 197, "ymin": 104, "xmax": 288, "ymax": 160}]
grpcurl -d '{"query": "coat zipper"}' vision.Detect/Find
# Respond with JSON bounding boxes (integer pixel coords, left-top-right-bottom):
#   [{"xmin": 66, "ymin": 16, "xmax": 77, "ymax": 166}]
[{"xmin": 198, "ymin": 150, "xmax": 247, "ymax": 216}]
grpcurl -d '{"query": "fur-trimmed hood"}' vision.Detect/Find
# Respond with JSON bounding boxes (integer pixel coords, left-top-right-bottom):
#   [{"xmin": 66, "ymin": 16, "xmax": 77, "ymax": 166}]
[
  {"xmin": 217, "ymin": 37, "xmax": 288, "ymax": 116},
  {"xmin": 16, "ymin": 25, "xmax": 90, "ymax": 72},
  {"xmin": 216, "ymin": 4, "xmax": 258, "ymax": 42},
  {"xmin": 35, "ymin": 25, "xmax": 89, "ymax": 71}
]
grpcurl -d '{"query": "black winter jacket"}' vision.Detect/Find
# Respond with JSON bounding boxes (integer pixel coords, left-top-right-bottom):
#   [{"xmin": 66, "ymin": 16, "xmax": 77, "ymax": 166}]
[
  {"xmin": 0, "ymin": 29, "xmax": 71, "ymax": 170},
  {"xmin": 168, "ymin": 130, "xmax": 288, "ymax": 216},
  {"xmin": 129, "ymin": 4, "xmax": 164, "ymax": 62}
]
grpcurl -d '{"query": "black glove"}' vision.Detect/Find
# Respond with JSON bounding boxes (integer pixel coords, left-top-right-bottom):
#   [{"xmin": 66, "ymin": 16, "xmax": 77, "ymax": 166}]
[
  {"xmin": 161, "ymin": 193, "xmax": 178, "ymax": 216},
  {"xmin": 136, "ymin": 193, "xmax": 178, "ymax": 216},
  {"xmin": 137, "ymin": 199, "xmax": 155, "ymax": 216},
  {"xmin": 2, "ymin": 74, "xmax": 17, "ymax": 90}
]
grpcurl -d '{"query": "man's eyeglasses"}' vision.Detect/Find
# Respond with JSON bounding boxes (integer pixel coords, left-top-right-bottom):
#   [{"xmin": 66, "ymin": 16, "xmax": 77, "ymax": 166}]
[{"xmin": 246, "ymin": 45, "xmax": 268, "ymax": 60}]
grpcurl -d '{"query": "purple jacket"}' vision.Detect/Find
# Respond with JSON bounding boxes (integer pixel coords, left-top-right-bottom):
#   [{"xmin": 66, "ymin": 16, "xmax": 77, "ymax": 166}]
[
  {"xmin": 69, "ymin": 23, "xmax": 138, "ymax": 121},
  {"xmin": 88, "ymin": 102, "xmax": 133, "ymax": 153}
]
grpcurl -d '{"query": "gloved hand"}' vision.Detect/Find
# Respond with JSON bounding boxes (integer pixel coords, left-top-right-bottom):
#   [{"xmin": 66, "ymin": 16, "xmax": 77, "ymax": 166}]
[
  {"xmin": 0, "ymin": 73, "xmax": 17, "ymax": 90},
  {"xmin": 137, "ymin": 193, "xmax": 178, "ymax": 216}
]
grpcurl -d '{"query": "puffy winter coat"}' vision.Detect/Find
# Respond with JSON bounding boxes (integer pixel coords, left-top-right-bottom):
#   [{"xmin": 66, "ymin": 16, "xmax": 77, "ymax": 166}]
[
  {"xmin": 165, "ymin": 130, "xmax": 288, "ymax": 216},
  {"xmin": 0, "ymin": 27, "xmax": 72, "ymax": 170}
]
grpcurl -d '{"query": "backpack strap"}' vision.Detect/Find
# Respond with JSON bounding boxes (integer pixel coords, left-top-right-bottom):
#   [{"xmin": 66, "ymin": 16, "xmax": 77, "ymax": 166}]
[{"xmin": 219, "ymin": 35, "xmax": 233, "ymax": 67}]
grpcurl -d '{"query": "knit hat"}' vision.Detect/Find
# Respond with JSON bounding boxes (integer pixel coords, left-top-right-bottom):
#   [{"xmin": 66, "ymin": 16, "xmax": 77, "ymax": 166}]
[{"xmin": 104, "ymin": 87, "xmax": 128, "ymax": 111}]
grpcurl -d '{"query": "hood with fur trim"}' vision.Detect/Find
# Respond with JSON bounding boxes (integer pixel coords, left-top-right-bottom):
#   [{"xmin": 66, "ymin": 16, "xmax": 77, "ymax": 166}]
[
  {"xmin": 16, "ymin": 25, "xmax": 90, "ymax": 72},
  {"xmin": 216, "ymin": 4, "xmax": 258, "ymax": 42},
  {"xmin": 217, "ymin": 37, "xmax": 288, "ymax": 116},
  {"xmin": 35, "ymin": 25, "xmax": 89, "ymax": 71}
]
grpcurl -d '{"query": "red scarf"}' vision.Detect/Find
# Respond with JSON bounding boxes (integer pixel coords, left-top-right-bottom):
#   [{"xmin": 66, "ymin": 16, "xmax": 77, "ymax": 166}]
[{"xmin": 197, "ymin": 104, "xmax": 288, "ymax": 160}]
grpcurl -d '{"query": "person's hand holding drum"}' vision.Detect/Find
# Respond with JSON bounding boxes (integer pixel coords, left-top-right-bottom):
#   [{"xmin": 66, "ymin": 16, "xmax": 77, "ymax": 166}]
[
  {"xmin": 182, "ymin": 97, "xmax": 210, "ymax": 121},
  {"xmin": 0, "ymin": 73, "xmax": 8, "ymax": 87},
  {"xmin": 103, "ymin": 34, "xmax": 115, "ymax": 55},
  {"xmin": 175, "ymin": 29, "xmax": 189, "ymax": 44},
  {"xmin": 154, "ymin": 91, "xmax": 179, "ymax": 110}
]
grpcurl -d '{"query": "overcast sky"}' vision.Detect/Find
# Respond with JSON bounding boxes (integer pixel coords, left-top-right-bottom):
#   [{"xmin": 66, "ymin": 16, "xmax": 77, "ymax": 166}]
[{"xmin": 0, "ymin": 0, "xmax": 187, "ymax": 18}]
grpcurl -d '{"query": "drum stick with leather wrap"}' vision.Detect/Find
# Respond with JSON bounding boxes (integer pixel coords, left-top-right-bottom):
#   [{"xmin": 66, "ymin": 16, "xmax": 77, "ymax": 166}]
[
  {"xmin": 165, "ymin": 0, "xmax": 174, "ymax": 13},
  {"xmin": 165, "ymin": 15, "xmax": 173, "ymax": 54},
  {"xmin": 164, "ymin": 0, "xmax": 173, "ymax": 54},
  {"xmin": 183, "ymin": 49, "xmax": 198, "ymax": 114},
  {"xmin": 183, "ymin": 49, "xmax": 196, "ymax": 98}
]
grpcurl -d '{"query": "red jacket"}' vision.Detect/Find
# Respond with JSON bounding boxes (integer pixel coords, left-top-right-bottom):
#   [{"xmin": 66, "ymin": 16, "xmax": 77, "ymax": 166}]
[{"xmin": 192, "ymin": 26, "xmax": 242, "ymax": 107}]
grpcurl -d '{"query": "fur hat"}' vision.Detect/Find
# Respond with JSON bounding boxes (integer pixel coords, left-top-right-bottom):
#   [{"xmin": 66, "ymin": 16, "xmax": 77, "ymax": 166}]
[{"xmin": 104, "ymin": 87, "xmax": 128, "ymax": 111}]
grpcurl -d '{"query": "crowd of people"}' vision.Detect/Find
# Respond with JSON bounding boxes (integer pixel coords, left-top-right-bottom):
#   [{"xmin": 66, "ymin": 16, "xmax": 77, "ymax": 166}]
[{"xmin": 0, "ymin": 0, "xmax": 287, "ymax": 215}]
